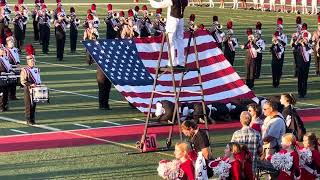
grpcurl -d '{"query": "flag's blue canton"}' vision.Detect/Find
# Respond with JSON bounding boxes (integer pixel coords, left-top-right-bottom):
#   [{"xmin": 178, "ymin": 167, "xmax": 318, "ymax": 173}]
[{"xmin": 83, "ymin": 39, "xmax": 154, "ymax": 86}]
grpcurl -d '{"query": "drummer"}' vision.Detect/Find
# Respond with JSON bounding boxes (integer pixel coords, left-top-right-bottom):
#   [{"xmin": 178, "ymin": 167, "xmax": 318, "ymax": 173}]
[{"xmin": 20, "ymin": 44, "xmax": 41, "ymax": 125}]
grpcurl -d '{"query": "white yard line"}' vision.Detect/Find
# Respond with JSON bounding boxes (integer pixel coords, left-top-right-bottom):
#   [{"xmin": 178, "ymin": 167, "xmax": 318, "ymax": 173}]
[
  {"xmin": 9, "ymin": 129, "xmax": 28, "ymax": 134},
  {"xmin": 74, "ymin": 123, "xmax": 91, "ymax": 128},
  {"xmin": 103, "ymin": 121, "xmax": 122, "ymax": 126}
]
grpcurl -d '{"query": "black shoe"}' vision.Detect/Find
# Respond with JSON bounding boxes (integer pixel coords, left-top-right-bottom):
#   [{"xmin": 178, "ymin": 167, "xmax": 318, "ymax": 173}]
[{"xmin": 99, "ymin": 106, "xmax": 111, "ymax": 110}]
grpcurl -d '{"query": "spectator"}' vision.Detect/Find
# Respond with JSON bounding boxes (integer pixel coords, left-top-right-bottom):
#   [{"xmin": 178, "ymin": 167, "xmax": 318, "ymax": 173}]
[
  {"xmin": 231, "ymin": 111, "xmax": 261, "ymax": 175},
  {"xmin": 280, "ymin": 93, "xmax": 306, "ymax": 141},
  {"xmin": 261, "ymin": 100, "xmax": 286, "ymax": 160},
  {"xmin": 181, "ymin": 120, "xmax": 213, "ymax": 177},
  {"xmin": 247, "ymin": 103, "xmax": 263, "ymax": 133}
]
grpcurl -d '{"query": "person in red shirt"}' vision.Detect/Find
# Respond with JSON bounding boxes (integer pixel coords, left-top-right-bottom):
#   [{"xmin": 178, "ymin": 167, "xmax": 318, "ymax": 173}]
[
  {"xmin": 271, "ymin": 133, "xmax": 300, "ymax": 180},
  {"xmin": 300, "ymin": 132, "xmax": 320, "ymax": 180},
  {"xmin": 174, "ymin": 142, "xmax": 195, "ymax": 180},
  {"xmin": 234, "ymin": 144, "xmax": 254, "ymax": 180}
]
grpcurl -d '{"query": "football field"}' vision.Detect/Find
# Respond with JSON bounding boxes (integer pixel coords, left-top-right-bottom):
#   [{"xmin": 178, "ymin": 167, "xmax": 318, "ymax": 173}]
[{"xmin": 1, "ymin": 1, "xmax": 320, "ymax": 179}]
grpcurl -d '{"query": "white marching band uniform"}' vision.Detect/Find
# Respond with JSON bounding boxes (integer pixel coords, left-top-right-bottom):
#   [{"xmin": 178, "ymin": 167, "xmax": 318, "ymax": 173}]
[{"xmin": 149, "ymin": 0, "xmax": 187, "ymax": 67}]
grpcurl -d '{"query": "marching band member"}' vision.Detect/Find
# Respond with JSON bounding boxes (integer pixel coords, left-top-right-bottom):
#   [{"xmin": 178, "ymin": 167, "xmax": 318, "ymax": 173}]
[
  {"xmin": 255, "ymin": 22, "xmax": 265, "ymax": 79},
  {"xmin": 241, "ymin": 28, "xmax": 258, "ymax": 89},
  {"xmin": 39, "ymin": 4, "xmax": 51, "ymax": 54},
  {"xmin": 13, "ymin": 4, "xmax": 27, "ymax": 53},
  {"xmin": 276, "ymin": 18, "xmax": 287, "ymax": 85},
  {"xmin": 223, "ymin": 20, "xmax": 238, "ymax": 66},
  {"xmin": 0, "ymin": 39, "xmax": 11, "ymax": 111},
  {"xmin": 291, "ymin": 0, "xmax": 297, "ymax": 13},
  {"xmin": 68, "ymin": 7, "xmax": 79, "ymax": 54},
  {"xmin": 269, "ymin": 0, "xmax": 276, "ymax": 11},
  {"xmin": 311, "ymin": 0, "xmax": 317, "ymax": 15},
  {"xmin": 220, "ymin": 0, "xmax": 225, "ymax": 8},
  {"xmin": 91, "ymin": 4, "xmax": 100, "ymax": 29},
  {"xmin": 301, "ymin": 0, "xmax": 308, "ymax": 14},
  {"xmin": 280, "ymin": 0, "xmax": 286, "ymax": 12},
  {"xmin": 300, "ymin": 133, "xmax": 320, "ymax": 179},
  {"xmin": 32, "ymin": 0, "xmax": 40, "ymax": 41},
  {"xmin": 210, "ymin": 16, "xmax": 224, "ymax": 50},
  {"xmin": 270, "ymin": 31, "xmax": 284, "ymax": 88},
  {"xmin": 121, "ymin": 9, "xmax": 139, "ymax": 39},
  {"xmin": 291, "ymin": 16, "xmax": 302, "ymax": 77},
  {"xmin": 134, "ymin": 5, "xmax": 139, "ymax": 19},
  {"xmin": 5, "ymin": 30, "xmax": 20, "ymax": 100},
  {"xmin": 149, "ymin": 0, "xmax": 188, "ymax": 67},
  {"xmin": 294, "ymin": 26, "xmax": 311, "ymax": 98},
  {"xmin": 253, "ymin": 0, "xmax": 259, "ymax": 10},
  {"xmin": 21, "ymin": 44, "xmax": 41, "ymax": 125},
  {"xmin": 152, "ymin": 8, "xmax": 165, "ymax": 37},
  {"xmin": 139, "ymin": 5, "xmax": 152, "ymax": 37},
  {"xmin": 260, "ymin": 0, "xmax": 265, "ymax": 11},
  {"xmin": 0, "ymin": 0, "xmax": 7, "ymax": 44},
  {"xmin": 83, "ymin": 14, "xmax": 98, "ymax": 64},
  {"xmin": 54, "ymin": 7, "xmax": 68, "ymax": 61},
  {"xmin": 312, "ymin": 16, "xmax": 320, "ymax": 77},
  {"xmin": 104, "ymin": 4, "xmax": 120, "ymax": 39},
  {"xmin": 232, "ymin": 0, "xmax": 238, "ymax": 9}
]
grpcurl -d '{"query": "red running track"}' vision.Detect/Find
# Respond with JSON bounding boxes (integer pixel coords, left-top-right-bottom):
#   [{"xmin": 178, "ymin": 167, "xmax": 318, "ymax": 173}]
[{"xmin": 0, "ymin": 108, "xmax": 319, "ymax": 153}]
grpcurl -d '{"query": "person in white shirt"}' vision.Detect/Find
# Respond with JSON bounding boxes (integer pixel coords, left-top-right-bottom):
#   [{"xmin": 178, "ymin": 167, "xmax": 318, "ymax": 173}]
[
  {"xmin": 301, "ymin": 0, "xmax": 308, "ymax": 14},
  {"xmin": 149, "ymin": 0, "xmax": 188, "ymax": 67}
]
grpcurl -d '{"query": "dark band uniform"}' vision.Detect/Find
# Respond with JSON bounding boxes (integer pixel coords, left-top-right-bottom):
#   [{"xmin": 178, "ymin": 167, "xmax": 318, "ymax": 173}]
[
  {"xmin": 13, "ymin": 5, "xmax": 27, "ymax": 52},
  {"xmin": 38, "ymin": 4, "xmax": 51, "ymax": 54},
  {"xmin": 243, "ymin": 29, "xmax": 258, "ymax": 89},
  {"xmin": 32, "ymin": 3, "xmax": 40, "ymax": 41},
  {"xmin": 0, "ymin": 50, "xmax": 11, "ymax": 111},
  {"xmin": 54, "ymin": 8, "xmax": 67, "ymax": 61},
  {"xmin": 20, "ymin": 44, "xmax": 41, "ymax": 124},
  {"xmin": 270, "ymin": 32, "xmax": 284, "ymax": 88},
  {"xmin": 69, "ymin": 7, "xmax": 79, "ymax": 53}
]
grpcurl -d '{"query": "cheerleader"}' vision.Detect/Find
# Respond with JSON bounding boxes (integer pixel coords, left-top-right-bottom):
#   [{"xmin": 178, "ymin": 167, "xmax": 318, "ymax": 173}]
[
  {"xmin": 280, "ymin": 0, "xmax": 286, "ymax": 12},
  {"xmin": 270, "ymin": 133, "xmax": 300, "ymax": 180},
  {"xmin": 174, "ymin": 142, "xmax": 195, "ymax": 180},
  {"xmin": 300, "ymin": 133, "xmax": 320, "ymax": 179},
  {"xmin": 209, "ymin": 142, "xmax": 242, "ymax": 180}
]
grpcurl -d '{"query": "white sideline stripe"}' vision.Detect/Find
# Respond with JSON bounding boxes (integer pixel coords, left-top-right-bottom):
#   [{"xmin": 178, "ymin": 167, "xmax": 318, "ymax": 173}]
[
  {"xmin": 10, "ymin": 129, "xmax": 28, "ymax": 134},
  {"xmin": 74, "ymin": 123, "xmax": 91, "ymax": 128},
  {"xmin": 103, "ymin": 121, "xmax": 122, "ymax": 126},
  {"xmin": 39, "ymin": 61, "xmax": 95, "ymax": 71},
  {"xmin": 0, "ymin": 116, "xmax": 172, "ymax": 157},
  {"xmin": 133, "ymin": 118, "xmax": 145, "ymax": 122}
]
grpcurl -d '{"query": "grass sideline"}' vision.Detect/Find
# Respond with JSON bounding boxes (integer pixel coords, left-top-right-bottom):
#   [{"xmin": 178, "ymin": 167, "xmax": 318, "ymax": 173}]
[{"xmin": 0, "ymin": 3, "xmax": 320, "ymax": 179}]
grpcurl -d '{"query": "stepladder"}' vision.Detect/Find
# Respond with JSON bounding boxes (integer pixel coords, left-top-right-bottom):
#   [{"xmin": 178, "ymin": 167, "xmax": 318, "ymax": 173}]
[{"xmin": 136, "ymin": 30, "xmax": 212, "ymax": 152}]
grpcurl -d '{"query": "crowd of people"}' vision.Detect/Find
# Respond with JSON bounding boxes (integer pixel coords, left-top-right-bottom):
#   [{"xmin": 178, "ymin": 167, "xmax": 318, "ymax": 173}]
[{"xmin": 157, "ymin": 93, "xmax": 319, "ymax": 180}]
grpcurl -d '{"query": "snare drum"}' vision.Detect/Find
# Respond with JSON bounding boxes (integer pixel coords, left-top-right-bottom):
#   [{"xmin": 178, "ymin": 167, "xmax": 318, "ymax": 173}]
[{"xmin": 31, "ymin": 85, "xmax": 49, "ymax": 103}]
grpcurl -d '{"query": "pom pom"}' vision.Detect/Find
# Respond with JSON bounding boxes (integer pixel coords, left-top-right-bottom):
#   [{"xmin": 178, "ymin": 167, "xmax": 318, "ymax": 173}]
[
  {"xmin": 209, "ymin": 158, "xmax": 232, "ymax": 179},
  {"xmin": 271, "ymin": 152, "xmax": 293, "ymax": 173},
  {"xmin": 157, "ymin": 159, "xmax": 181, "ymax": 179},
  {"xmin": 299, "ymin": 148, "xmax": 312, "ymax": 166},
  {"xmin": 25, "ymin": 44, "xmax": 35, "ymax": 56},
  {"xmin": 189, "ymin": 14, "xmax": 195, "ymax": 22},
  {"xmin": 226, "ymin": 20, "xmax": 233, "ymax": 29}
]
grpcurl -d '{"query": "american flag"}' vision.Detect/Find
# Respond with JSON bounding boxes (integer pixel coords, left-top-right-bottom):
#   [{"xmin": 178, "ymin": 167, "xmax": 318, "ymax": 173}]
[{"xmin": 83, "ymin": 30, "xmax": 256, "ymax": 113}]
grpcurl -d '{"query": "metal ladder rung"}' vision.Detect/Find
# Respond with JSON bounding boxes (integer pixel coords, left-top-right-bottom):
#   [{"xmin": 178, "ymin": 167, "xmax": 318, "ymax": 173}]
[
  {"xmin": 159, "ymin": 67, "xmax": 199, "ymax": 73},
  {"xmin": 147, "ymin": 123, "xmax": 175, "ymax": 128},
  {"xmin": 179, "ymin": 99, "xmax": 204, "ymax": 103},
  {"xmin": 180, "ymin": 90, "xmax": 202, "ymax": 94},
  {"xmin": 152, "ymin": 91, "xmax": 176, "ymax": 96},
  {"xmin": 177, "ymin": 83, "xmax": 202, "ymax": 87}
]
